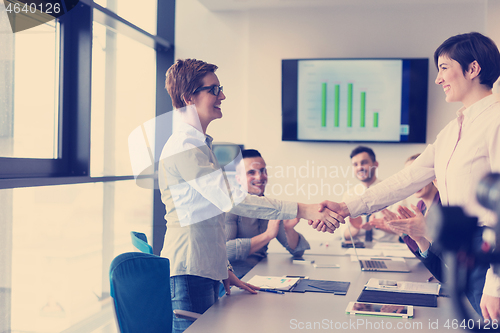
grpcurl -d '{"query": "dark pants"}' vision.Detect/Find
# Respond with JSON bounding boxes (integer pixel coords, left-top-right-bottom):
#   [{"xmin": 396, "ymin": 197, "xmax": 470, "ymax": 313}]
[
  {"xmin": 465, "ymin": 227, "xmax": 489, "ymax": 316},
  {"xmin": 170, "ymin": 275, "xmax": 221, "ymax": 333}
]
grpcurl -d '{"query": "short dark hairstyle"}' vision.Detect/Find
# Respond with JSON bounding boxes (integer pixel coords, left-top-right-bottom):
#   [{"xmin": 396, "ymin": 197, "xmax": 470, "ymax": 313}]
[
  {"xmin": 350, "ymin": 146, "xmax": 376, "ymax": 162},
  {"xmin": 165, "ymin": 59, "xmax": 218, "ymax": 109},
  {"xmin": 241, "ymin": 149, "xmax": 262, "ymax": 159},
  {"xmin": 434, "ymin": 32, "xmax": 500, "ymax": 89}
]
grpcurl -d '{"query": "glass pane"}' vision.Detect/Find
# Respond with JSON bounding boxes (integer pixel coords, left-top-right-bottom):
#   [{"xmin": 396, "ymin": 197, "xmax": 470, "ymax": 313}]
[
  {"xmin": 113, "ymin": 179, "xmax": 154, "ymax": 257},
  {"xmin": 94, "ymin": 0, "xmax": 157, "ymax": 35},
  {"xmin": 91, "ymin": 20, "xmax": 156, "ymax": 177},
  {"xmin": 0, "ymin": 12, "xmax": 59, "ymax": 158},
  {"xmin": 4, "ymin": 180, "xmax": 153, "ymax": 332}
]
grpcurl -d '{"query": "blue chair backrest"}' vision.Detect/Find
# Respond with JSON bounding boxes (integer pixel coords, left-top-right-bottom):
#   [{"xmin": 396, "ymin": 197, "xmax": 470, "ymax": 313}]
[
  {"xmin": 109, "ymin": 252, "xmax": 173, "ymax": 333},
  {"xmin": 130, "ymin": 231, "xmax": 153, "ymax": 254}
]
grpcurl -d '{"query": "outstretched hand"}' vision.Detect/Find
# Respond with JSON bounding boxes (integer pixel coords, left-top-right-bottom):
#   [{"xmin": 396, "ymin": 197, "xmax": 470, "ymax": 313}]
[
  {"xmin": 308, "ymin": 200, "xmax": 350, "ymax": 233},
  {"xmin": 368, "ymin": 209, "xmax": 400, "ymax": 234},
  {"xmin": 297, "ymin": 203, "xmax": 344, "ymax": 233},
  {"xmin": 387, "ymin": 205, "xmax": 426, "ymax": 241},
  {"xmin": 223, "ymin": 270, "xmax": 259, "ymax": 295}
]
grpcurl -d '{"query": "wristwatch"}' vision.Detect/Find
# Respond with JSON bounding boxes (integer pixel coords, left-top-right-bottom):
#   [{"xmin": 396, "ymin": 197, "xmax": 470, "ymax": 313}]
[{"xmin": 227, "ymin": 263, "xmax": 234, "ymax": 272}]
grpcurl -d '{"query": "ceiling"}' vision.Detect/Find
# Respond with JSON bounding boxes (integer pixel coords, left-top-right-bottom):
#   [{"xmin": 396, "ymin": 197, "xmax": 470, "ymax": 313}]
[{"xmin": 197, "ymin": 0, "xmax": 478, "ymax": 11}]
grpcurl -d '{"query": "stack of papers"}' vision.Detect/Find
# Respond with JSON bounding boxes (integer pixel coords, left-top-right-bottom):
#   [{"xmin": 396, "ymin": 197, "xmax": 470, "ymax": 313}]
[
  {"xmin": 246, "ymin": 275, "xmax": 301, "ymax": 291},
  {"xmin": 364, "ymin": 278, "xmax": 440, "ymax": 295}
]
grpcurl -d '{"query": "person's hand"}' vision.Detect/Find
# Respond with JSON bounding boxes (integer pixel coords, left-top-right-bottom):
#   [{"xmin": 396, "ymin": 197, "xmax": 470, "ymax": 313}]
[
  {"xmin": 397, "ymin": 205, "xmax": 417, "ymax": 219},
  {"xmin": 307, "ymin": 201, "xmax": 350, "ymax": 233},
  {"xmin": 264, "ymin": 219, "xmax": 280, "ymax": 240},
  {"xmin": 298, "ymin": 203, "xmax": 344, "ymax": 232},
  {"xmin": 318, "ymin": 200, "xmax": 350, "ymax": 218},
  {"xmin": 349, "ymin": 216, "xmax": 364, "ymax": 230},
  {"xmin": 308, "ymin": 219, "xmax": 333, "ymax": 233},
  {"xmin": 223, "ymin": 270, "xmax": 259, "ymax": 295},
  {"xmin": 368, "ymin": 218, "xmax": 392, "ymax": 232},
  {"xmin": 283, "ymin": 217, "xmax": 300, "ymax": 231},
  {"xmin": 380, "ymin": 208, "xmax": 401, "ymax": 222},
  {"xmin": 387, "ymin": 205, "xmax": 427, "ymax": 241},
  {"xmin": 368, "ymin": 210, "xmax": 396, "ymax": 233},
  {"xmin": 481, "ymin": 294, "xmax": 500, "ymax": 321}
]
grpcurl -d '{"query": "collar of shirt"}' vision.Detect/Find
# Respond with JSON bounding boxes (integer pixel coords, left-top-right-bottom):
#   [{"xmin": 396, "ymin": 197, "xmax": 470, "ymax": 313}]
[
  {"xmin": 172, "ymin": 119, "xmax": 211, "ymax": 145},
  {"xmin": 457, "ymin": 93, "xmax": 500, "ymax": 129}
]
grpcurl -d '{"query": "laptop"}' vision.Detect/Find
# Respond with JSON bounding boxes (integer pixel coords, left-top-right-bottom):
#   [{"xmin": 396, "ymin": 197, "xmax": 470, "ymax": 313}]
[{"xmin": 347, "ymin": 225, "xmax": 410, "ymax": 273}]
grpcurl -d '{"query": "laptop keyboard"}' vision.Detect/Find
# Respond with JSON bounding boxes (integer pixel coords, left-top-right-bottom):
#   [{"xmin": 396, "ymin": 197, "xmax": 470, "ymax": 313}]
[{"xmin": 364, "ymin": 260, "xmax": 387, "ymax": 269}]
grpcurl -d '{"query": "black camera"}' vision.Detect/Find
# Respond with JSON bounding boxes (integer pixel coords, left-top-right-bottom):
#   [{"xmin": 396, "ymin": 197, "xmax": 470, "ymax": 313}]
[{"xmin": 428, "ymin": 173, "xmax": 500, "ymax": 332}]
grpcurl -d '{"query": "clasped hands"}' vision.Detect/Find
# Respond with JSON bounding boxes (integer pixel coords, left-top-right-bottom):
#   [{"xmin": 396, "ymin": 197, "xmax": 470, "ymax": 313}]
[{"xmin": 303, "ymin": 201, "xmax": 350, "ymax": 233}]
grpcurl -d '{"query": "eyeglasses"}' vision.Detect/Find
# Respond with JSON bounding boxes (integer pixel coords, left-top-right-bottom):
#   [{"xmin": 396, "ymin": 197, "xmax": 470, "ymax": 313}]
[{"xmin": 193, "ymin": 85, "xmax": 223, "ymax": 96}]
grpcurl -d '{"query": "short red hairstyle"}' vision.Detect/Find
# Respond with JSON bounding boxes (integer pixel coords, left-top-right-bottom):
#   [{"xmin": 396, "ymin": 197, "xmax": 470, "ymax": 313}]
[{"xmin": 165, "ymin": 59, "xmax": 218, "ymax": 109}]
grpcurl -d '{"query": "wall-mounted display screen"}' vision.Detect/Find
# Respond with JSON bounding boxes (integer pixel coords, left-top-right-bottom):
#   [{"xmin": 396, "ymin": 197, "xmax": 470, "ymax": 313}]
[{"xmin": 282, "ymin": 58, "xmax": 428, "ymax": 143}]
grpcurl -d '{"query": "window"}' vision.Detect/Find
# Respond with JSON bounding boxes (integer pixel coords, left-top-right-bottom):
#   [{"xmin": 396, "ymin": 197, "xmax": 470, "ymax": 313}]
[
  {"xmin": 93, "ymin": 0, "xmax": 157, "ymax": 35},
  {"xmin": 8, "ymin": 180, "xmax": 153, "ymax": 332},
  {"xmin": 91, "ymin": 20, "xmax": 156, "ymax": 177},
  {"xmin": 0, "ymin": 1, "xmax": 175, "ymax": 332},
  {"xmin": 1, "ymin": 21, "xmax": 60, "ymax": 159}
]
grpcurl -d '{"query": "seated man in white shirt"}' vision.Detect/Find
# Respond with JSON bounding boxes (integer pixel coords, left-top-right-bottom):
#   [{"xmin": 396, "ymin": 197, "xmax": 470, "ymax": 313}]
[
  {"xmin": 343, "ymin": 146, "xmax": 401, "ymax": 242},
  {"xmin": 225, "ymin": 149, "xmax": 310, "ymax": 278}
]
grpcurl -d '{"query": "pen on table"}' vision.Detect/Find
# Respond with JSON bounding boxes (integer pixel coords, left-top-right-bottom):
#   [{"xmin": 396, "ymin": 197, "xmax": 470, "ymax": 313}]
[
  {"xmin": 427, "ymin": 276, "xmax": 435, "ymax": 282},
  {"xmin": 308, "ymin": 284, "xmax": 331, "ymax": 292},
  {"xmin": 260, "ymin": 288, "xmax": 285, "ymax": 294},
  {"xmin": 307, "ymin": 285, "xmax": 343, "ymax": 294}
]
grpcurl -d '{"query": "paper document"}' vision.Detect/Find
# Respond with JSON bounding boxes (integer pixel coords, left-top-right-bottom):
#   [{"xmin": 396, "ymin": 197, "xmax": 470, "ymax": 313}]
[
  {"xmin": 345, "ymin": 247, "xmax": 414, "ymax": 258},
  {"xmin": 247, "ymin": 275, "xmax": 300, "ymax": 291},
  {"xmin": 382, "ymin": 249, "xmax": 415, "ymax": 258},
  {"xmin": 345, "ymin": 248, "xmax": 383, "ymax": 256},
  {"xmin": 365, "ymin": 278, "xmax": 440, "ymax": 295},
  {"xmin": 373, "ymin": 242, "xmax": 409, "ymax": 250}
]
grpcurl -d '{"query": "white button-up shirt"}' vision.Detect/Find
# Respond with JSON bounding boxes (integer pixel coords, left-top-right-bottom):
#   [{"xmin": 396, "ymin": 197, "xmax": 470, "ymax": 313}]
[
  {"xmin": 159, "ymin": 112, "xmax": 297, "ymax": 281},
  {"xmin": 346, "ymin": 93, "xmax": 500, "ymax": 296}
]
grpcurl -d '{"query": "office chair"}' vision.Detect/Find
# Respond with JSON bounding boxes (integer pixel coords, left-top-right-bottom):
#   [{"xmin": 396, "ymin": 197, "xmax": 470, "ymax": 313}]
[
  {"xmin": 110, "ymin": 251, "xmax": 200, "ymax": 332},
  {"xmin": 130, "ymin": 231, "xmax": 153, "ymax": 254}
]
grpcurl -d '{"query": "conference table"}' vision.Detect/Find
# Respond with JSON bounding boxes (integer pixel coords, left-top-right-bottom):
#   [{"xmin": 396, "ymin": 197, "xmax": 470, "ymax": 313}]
[{"xmin": 186, "ymin": 242, "xmax": 477, "ymax": 332}]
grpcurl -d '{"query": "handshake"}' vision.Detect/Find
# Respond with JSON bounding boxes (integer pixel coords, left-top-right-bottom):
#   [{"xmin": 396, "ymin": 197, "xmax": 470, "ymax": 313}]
[{"xmin": 297, "ymin": 200, "xmax": 351, "ymax": 233}]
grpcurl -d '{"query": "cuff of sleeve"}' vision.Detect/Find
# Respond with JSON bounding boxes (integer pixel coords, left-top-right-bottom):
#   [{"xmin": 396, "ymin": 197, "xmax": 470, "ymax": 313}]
[
  {"xmin": 345, "ymin": 197, "xmax": 367, "ymax": 218},
  {"xmin": 287, "ymin": 234, "xmax": 311, "ymax": 256},
  {"xmin": 279, "ymin": 201, "xmax": 298, "ymax": 220},
  {"xmin": 235, "ymin": 238, "xmax": 252, "ymax": 261},
  {"xmin": 419, "ymin": 248, "xmax": 429, "ymax": 258},
  {"xmin": 483, "ymin": 268, "xmax": 500, "ymax": 297}
]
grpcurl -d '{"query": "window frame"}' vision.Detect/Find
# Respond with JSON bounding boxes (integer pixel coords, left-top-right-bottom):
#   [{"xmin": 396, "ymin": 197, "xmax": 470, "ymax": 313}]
[
  {"xmin": 0, "ymin": 0, "xmax": 174, "ymax": 186},
  {"xmin": 0, "ymin": 1, "xmax": 175, "ymax": 331}
]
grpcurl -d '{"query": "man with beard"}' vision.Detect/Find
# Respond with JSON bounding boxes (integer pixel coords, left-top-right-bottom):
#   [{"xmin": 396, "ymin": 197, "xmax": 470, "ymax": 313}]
[
  {"xmin": 343, "ymin": 146, "xmax": 401, "ymax": 242},
  {"xmin": 225, "ymin": 149, "xmax": 310, "ymax": 278}
]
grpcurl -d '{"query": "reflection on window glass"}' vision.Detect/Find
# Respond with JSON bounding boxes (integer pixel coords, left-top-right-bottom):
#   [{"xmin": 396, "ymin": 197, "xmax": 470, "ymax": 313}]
[
  {"xmin": 7, "ymin": 180, "xmax": 153, "ymax": 332},
  {"xmin": 0, "ymin": 16, "xmax": 59, "ymax": 158},
  {"xmin": 93, "ymin": 0, "xmax": 157, "ymax": 35},
  {"xmin": 91, "ymin": 20, "xmax": 156, "ymax": 177}
]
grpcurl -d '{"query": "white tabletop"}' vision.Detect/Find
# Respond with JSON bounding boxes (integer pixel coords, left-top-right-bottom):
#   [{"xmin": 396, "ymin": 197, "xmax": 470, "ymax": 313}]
[{"xmin": 186, "ymin": 247, "xmax": 475, "ymax": 332}]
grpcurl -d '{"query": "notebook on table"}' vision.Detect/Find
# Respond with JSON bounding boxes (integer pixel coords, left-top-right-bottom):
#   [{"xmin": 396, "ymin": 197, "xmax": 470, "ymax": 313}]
[{"xmin": 291, "ymin": 279, "xmax": 350, "ymax": 295}]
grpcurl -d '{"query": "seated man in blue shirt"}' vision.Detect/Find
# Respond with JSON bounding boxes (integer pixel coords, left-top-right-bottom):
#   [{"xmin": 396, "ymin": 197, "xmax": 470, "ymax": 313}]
[{"xmin": 225, "ymin": 149, "xmax": 310, "ymax": 278}]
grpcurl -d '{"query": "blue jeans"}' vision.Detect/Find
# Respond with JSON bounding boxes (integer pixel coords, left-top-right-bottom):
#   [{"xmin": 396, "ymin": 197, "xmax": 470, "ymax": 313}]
[
  {"xmin": 465, "ymin": 227, "xmax": 489, "ymax": 316},
  {"xmin": 170, "ymin": 275, "xmax": 221, "ymax": 333}
]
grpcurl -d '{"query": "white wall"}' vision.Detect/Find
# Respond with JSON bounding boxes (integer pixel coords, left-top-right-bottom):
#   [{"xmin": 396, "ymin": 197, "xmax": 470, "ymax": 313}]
[{"xmin": 175, "ymin": 0, "xmax": 495, "ymax": 240}]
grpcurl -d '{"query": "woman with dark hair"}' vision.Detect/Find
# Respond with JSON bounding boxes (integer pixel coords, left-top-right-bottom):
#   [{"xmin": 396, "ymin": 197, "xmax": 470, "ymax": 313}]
[
  {"xmin": 160, "ymin": 59, "xmax": 342, "ymax": 332},
  {"xmin": 314, "ymin": 32, "xmax": 500, "ymax": 319}
]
